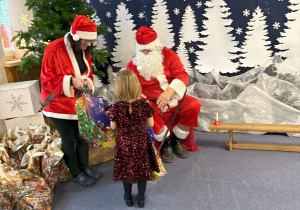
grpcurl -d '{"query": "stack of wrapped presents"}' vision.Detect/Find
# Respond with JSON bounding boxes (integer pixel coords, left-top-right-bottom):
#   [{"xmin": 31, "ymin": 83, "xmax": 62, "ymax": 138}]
[{"xmin": 0, "ymin": 80, "xmax": 70, "ymax": 209}]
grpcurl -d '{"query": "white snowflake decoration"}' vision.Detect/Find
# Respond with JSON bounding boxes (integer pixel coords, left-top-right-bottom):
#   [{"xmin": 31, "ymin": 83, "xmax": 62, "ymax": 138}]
[
  {"xmin": 99, "ymin": 0, "xmax": 104, "ymax": 3},
  {"xmin": 236, "ymin": 28, "xmax": 242, "ymax": 35},
  {"xmin": 174, "ymin": 8, "xmax": 180, "ymax": 15},
  {"xmin": 6, "ymin": 94, "xmax": 27, "ymax": 111},
  {"xmin": 245, "ymin": 97, "xmax": 251, "ymax": 103},
  {"xmin": 106, "ymin": 12, "xmax": 111, "ymax": 18},
  {"xmin": 138, "ymin": 12, "xmax": 144, "ymax": 19},
  {"xmin": 259, "ymin": 109, "xmax": 266, "ymax": 115},
  {"xmin": 189, "ymin": 47, "xmax": 195, "ymax": 53},
  {"xmin": 107, "ymin": 27, "xmax": 112, "ymax": 33},
  {"xmin": 86, "ymin": 0, "xmax": 90, "ymax": 3},
  {"xmin": 223, "ymin": 113, "xmax": 229, "ymax": 120},
  {"xmin": 273, "ymin": 22, "xmax": 280, "ymax": 29},
  {"xmin": 243, "ymin": 9, "xmax": 250, "ymax": 17},
  {"xmin": 274, "ymin": 88, "xmax": 282, "ymax": 96},
  {"xmin": 196, "ymin": 1, "xmax": 202, "ymax": 8}
]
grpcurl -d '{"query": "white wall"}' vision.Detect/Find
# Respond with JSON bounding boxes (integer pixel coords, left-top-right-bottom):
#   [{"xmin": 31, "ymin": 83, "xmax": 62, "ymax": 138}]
[
  {"xmin": 0, "ymin": 35, "xmax": 8, "ymax": 137},
  {"xmin": 6, "ymin": 0, "xmax": 34, "ymax": 58}
]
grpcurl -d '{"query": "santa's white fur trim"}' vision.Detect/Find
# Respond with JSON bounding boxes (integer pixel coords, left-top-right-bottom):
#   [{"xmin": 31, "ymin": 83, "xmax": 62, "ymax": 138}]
[
  {"xmin": 173, "ymin": 124, "xmax": 190, "ymax": 139},
  {"xmin": 156, "ymin": 74, "xmax": 168, "ymax": 91},
  {"xmin": 154, "ymin": 126, "xmax": 170, "ymax": 142},
  {"xmin": 136, "ymin": 37, "xmax": 164, "ymax": 51},
  {"xmin": 160, "ymin": 106, "xmax": 169, "ymax": 113},
  {"xmin": 169, "ymin": 79, "xmax": 186, "ymax": 99},
  {"xmin": 63, "ymin": 75, "xmax": 74, "ymax": 97},
  {"xmin": 168, "ymin": 98, "xmax": 178, "ymax": 108}
]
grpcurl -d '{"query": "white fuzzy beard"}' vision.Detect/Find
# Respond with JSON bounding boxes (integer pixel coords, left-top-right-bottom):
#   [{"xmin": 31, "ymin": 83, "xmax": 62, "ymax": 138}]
[{"xmin": 132, "ymin": 50, "xmax": 164, "ymax": 81}]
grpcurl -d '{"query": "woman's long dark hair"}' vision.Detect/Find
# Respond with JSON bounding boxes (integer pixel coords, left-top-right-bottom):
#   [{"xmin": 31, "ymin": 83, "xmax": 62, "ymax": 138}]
[{"xmin": 67, "ymin": 33, "xmax": 92, "ymax": 57}]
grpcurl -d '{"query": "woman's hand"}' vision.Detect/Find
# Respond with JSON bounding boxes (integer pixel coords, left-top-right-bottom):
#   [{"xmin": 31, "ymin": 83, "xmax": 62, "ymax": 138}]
[
  {"xmin": 72, "ymin": 77, "xmax": 88, "ymax": 90},
  {"xmin": 85, "ymin": 79, "xmax": 93, "ymax": 91},
  {"xmin": 156, "ymin": 88, "xmax": 175, "ymax": 108}
]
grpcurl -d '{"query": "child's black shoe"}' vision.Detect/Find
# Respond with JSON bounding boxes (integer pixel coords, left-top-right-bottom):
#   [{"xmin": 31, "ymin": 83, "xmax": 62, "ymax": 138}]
[
  {"xmin": 124, "ymin": 195, "xmax": 133, "ymax": 207},
  {"xmin": 136, "ymin": 193, "xmax": 145, "ymax": 208}
]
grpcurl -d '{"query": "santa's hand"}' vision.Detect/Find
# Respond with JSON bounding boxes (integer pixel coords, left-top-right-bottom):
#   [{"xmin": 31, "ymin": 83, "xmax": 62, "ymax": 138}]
[
  {"xmin": 73, "ymin": 78, "xmax": 87, "ymax": 90},
  {"xmin": 156, "ymin": 88, "xmax": 174, "ymax": 108}
]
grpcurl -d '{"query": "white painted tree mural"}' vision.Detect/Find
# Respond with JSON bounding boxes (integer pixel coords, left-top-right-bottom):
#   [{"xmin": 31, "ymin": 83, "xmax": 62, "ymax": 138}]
[
  {"xmin": 195, "ymin": 0, "xmax": 239, "ymax": 74},
  {"xmin": 178, "ymin": 5, "xmax": 200, "ymax": 43},
  {"xmin": 107, "ymin": 65, "xmax": 116, "ymax": 91},
  {"xmin": 112, "ymin": 2, "xmax": 136, "ymax": 69},
  {"xmin": 240, "ymin": 6, "xmax": 272, "ymax": 68},
  {"xmin": 177, "ymin": 42, "xmax": 192, "ymax": 75},
  {"xmin": 92, "ymin": 15, "xmax": 107, "ymax": 49},
  {"xmin": 151, "ymin": 0, "xmax": 175, "ymax": 48},
  {"xmin": 276, "ymin": 0, "xmax": 300, "ymax": 70}
]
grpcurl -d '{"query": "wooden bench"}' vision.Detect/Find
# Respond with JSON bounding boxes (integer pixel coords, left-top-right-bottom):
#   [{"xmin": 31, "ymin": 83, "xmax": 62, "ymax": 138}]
[{"xmin": 209, "ymin": 122, "xmax": 300, "ymax": 152}]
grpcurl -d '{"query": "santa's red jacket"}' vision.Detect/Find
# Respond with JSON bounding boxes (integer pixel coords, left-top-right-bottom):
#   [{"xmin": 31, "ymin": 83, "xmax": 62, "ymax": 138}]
[
  {"xmin": 127, "ymin": 48, "xmax": 188, "ymax": 110},
  {"xmin": 40, "ymin": 33, "xmax": 94, "ymax": 120}
]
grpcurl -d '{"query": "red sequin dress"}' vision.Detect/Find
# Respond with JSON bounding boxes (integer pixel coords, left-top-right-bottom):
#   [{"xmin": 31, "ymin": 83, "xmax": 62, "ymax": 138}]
[{"xmin": 108, "ymin": 99, "xmax": 159, "ymax": 183}]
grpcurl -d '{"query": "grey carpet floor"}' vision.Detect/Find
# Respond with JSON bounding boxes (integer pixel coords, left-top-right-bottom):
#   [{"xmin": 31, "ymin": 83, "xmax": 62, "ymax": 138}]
[{"xmin": 52, "ymin": 131, "xmax": 300, "ymax": 210}]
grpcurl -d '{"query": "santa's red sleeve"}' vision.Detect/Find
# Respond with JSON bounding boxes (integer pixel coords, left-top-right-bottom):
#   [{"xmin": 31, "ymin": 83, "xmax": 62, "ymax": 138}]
[{"xmin": 164, "ymin": 49, "xmax": 188, "ymax": 99}]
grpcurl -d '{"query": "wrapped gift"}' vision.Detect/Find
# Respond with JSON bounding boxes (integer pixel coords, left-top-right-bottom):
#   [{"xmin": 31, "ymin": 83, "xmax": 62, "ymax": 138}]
[
  {"xmin": 0, "ymin": 80, "xmax": 41, "ymax": 119},
  {"xmin": 20, "ymin": 144, "xmax": 46, "ymax": 175},
  {"xmin": 5, "ymin": 127, "xmax": 29, "ymax": 161},
  {"xmin": 27, "ymin": 124, "xmax": 50, "ymax": 144}
]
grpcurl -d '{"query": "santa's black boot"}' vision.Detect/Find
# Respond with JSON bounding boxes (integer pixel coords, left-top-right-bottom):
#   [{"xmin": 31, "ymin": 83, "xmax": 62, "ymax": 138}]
[
  {"xmin": 161, "ymin": 137, "xmax": 174, "ymax": 163},
  {"xmin": 171, "ymin": 134, "xmax": 189, "ymax": 158}
]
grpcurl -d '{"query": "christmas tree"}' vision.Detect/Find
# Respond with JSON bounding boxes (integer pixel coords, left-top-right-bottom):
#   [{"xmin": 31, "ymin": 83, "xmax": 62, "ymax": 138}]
[{"xmin": 12, "ymin": 0, "xmax": 109, "ymax": 79}]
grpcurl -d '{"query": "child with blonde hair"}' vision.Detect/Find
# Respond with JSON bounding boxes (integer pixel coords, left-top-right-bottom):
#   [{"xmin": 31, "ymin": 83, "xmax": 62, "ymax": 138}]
[{"xmin": 108, "ymin": 70, "xmax": 159, "ymax": 208}]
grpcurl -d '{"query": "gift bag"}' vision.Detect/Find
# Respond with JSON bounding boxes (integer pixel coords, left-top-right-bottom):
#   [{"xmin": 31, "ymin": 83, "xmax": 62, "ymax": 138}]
[
  {"xmin": 150, "ymin": 144, "xmax": 167, "ymax": 182},
  {"xmin": 147, "ymin": 128, "xmax": 167, "ymax": 182},
  {"xmin": 75, "ymin": 89, "xmax": 116, "ymax": 148}
]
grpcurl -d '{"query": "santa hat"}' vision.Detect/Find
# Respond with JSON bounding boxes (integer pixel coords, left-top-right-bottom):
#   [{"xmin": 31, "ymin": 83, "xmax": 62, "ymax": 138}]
[
  {"xmin": 135, "ymin": 26, "xmax": 164, "ymax": 50},
  {"xmin": 70, "ymin": 15, "xmax": 97, "ymax": 41}
]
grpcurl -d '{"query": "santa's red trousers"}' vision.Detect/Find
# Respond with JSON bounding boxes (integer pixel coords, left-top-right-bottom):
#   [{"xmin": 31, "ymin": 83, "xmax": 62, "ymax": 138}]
[{"xmin": 148, "ymin": 95, "xmax": 201, "ymax": 134}]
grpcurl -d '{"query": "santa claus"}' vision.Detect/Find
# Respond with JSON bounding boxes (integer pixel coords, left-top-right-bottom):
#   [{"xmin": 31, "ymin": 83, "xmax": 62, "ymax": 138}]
[{"xmin": 127, "ymin": 26, "xmax": 201, "ymax": 163}]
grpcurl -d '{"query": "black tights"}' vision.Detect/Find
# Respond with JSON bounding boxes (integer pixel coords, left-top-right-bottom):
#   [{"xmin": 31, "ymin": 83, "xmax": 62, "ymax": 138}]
[{"xmin": 123, "ymin": 179, "xmax": 147, "ymax": 201}]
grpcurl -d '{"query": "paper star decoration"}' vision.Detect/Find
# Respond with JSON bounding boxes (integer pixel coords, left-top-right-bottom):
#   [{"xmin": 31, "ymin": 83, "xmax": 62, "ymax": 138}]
[{"xmin": 19, "ymin": 13, "xmax": 29, "ymax": 25}]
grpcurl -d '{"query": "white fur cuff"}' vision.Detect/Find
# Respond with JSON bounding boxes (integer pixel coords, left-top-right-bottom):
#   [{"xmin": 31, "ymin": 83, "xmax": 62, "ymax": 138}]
[
  {"xmin": 169, "ymin": 79, "xmax": 186, "ymax": 99},
  {"xmin": 63, "ymin": 75, "xmax": 74, "ymax": 97},
  {"xmin": 154, "ymin": 126, "xmax": 170, "ymax": 142},
  {"xmin": 173, "ymin": 124, "xmax": 190, "ymax": 139}
]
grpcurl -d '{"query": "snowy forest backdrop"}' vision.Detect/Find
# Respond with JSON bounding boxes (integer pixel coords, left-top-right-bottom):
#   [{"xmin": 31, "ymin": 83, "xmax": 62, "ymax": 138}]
[{"xmin": 89, "ymin": 0, "xmax": 300, "ymax": 136}]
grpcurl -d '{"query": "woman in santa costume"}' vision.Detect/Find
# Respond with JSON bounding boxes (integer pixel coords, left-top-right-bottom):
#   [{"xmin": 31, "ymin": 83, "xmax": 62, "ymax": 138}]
[
  {"xmin": 41, "ymin": 15, "xmax": 101, "ymax": 187},
  {"xmin": 127, "ymin": 26, "xmax": 201, "ymax": 163}
]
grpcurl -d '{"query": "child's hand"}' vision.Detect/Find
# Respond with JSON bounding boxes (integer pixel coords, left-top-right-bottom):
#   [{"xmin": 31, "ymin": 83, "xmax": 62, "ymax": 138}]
[{"xmin": 141, "ymin": 93, "xmax": 147, "ymax": 99}]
